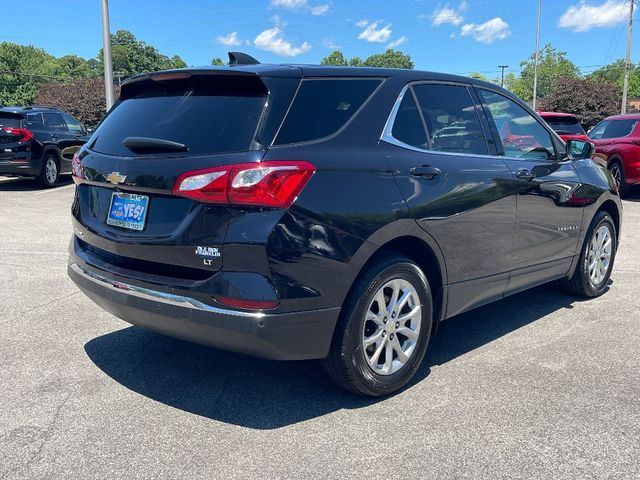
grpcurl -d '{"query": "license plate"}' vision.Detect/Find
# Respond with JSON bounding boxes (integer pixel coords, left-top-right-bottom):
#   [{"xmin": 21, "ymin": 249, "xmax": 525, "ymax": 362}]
[{"xmin": 106, "ymin": 192, "xmax": 149, "ymax": 231}]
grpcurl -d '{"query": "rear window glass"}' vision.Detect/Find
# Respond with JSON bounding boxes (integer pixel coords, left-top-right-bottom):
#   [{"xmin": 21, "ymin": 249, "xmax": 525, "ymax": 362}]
[
  {"xmin": 543, "ymin": 116, "xmax": 586, "ymax": 135},
  {"xmin": 274, "ymin": 78, "xmax": 381, "ymax": 145},
  {"xmin": 90, "ymin": 76, "xmax": 268, "ymax": 156},
  {"xmin": 0, "ymin": 114, "xmax": 22, "ymax": 129}
]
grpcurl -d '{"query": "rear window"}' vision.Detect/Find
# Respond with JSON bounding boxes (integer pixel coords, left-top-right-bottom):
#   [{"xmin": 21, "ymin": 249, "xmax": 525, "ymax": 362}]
[
  {"xmin": 274, "ymin": 78, "xmax": 381, "ymax": 145},
  {"xmin": 543, "ymin": 116, "xmax": 586, "ymax": 136},
  {"xmin": 0, "ymin": 113, "xmax": 22, "ymax": 129},
  {"xmin": 90, "ymin": 76, "xmax": 268, "ymax": 156}
]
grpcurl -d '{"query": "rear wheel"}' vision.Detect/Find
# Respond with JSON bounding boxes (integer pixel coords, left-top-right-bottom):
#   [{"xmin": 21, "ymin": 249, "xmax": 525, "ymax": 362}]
[
  {"xmin": 563, "ymin": 211, "xmax": 617, "ymax": 297},
  {"xmin": 608, "ymin": 160, "xmax": 629, "ymax": 197},
  {"xmin": 37, "ymin": 153, "xmax": 59, "ymax": 187},
  {"xmin": 322, "ymin": 255, "xmax": 433, "ymax": 396}
]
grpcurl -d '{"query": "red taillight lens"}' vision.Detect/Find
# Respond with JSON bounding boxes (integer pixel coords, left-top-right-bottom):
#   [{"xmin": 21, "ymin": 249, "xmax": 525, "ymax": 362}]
[
  {"xmin": 213, "ymin": 295, "xmax": 279, "ymax": 311},
  {"xmin": 2, "ymin": 127, "xmax": 32, "ymax": 143},
  {"xmin": 71, "ymin": 153, "xmax": 84, "ymax": 184},
  {"xmin": 173, "ymin": 161, "xmax": 315, "ymax": 208}
]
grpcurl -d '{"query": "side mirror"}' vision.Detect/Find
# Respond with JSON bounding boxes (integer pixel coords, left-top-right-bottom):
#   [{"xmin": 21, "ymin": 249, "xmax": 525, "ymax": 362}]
[{"xmin": 566, "ymin": 139, "xmax": 594, "ymax": 160}]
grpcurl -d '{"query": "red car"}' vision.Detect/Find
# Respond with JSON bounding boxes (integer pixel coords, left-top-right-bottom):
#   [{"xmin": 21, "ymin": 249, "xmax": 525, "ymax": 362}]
[
  {"xmin": 539, "ymin": 112, "xmax": 590, "ymax": 142},
  {"xmin": 588, "ymin": 114, "xmax": 640, "ymax": 196}
]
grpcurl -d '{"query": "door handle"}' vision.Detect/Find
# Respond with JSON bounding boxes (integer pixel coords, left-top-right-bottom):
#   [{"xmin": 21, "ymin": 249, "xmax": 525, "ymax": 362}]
[
  {"xmin": 515, "ymin": 168, "xmax": 535, "ymax": 180},
  {"xmin": 410, "ymin": 165, "xmax": 442, "ymax": 179}
]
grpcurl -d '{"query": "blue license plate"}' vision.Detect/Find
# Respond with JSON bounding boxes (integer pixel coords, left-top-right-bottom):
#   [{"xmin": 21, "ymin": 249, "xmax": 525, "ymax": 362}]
[{"xmin": 106, "ymin": 192, "xmax": 149, "ymax": 231}]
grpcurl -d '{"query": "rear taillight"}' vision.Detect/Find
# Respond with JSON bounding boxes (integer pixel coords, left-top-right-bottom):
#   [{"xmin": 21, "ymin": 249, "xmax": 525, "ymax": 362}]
[
  {"xmin": 213, "ymin": 295, "xmax": 279, "ymax": 311},
  {"xmin": 1, "ymin": 127, "xmax": 32, "ymax": 143},
  {"xmin": 173, "ymin": 161, "xmax": 315, "ymax": 208},
  {"xmin": 71, "ymin": 153, "xmax": 84, "ymax": 184}
]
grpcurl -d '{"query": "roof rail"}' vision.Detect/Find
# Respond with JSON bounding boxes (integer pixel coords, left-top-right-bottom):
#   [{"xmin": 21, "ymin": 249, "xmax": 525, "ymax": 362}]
[
  {"xmin": 228, "ymin": 52, "xmax": 260, "ymax": 65},
  {"xmin": 24, "ymin": 105, "xmax": 61, "ymax": 111}
]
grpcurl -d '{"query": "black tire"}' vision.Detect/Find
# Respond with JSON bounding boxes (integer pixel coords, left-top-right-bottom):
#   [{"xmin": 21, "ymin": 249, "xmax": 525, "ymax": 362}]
[
  {"xmin": 321, "ymin": 254, "xmax": 433, "ymax": 396},
  {"xmin": 563, "ymin": 211, "xmax": 617, "ymax": 297},
  {"xmin": 608, "ymin": 160, "xmax": 629, "ymax": 197},
  {"xmin": 37, "ymin": 153, "xmax": 59, "ymax": 187}
]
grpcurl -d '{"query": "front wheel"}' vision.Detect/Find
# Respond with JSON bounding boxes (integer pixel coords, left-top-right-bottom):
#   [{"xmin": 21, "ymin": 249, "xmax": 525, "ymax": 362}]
[
  {"xmin": 37, "ymin": 154, "xmax": 59, "ymax": 187},
  {"xmin": 563, "ymin": 211, "xmax": 617, "ymax": 297},
  {"xmin": 322, "ymin": 255, "xmax": 433, "ymax": 396}
]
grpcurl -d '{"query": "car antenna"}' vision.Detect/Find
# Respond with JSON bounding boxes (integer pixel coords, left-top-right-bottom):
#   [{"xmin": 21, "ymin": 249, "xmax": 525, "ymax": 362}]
[{"xmin": 228, "ymin": 52, "xmax": 260, "ymax": 65}]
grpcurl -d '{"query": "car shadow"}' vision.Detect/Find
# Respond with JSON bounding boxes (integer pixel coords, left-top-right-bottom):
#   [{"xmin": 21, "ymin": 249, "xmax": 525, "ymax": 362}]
[
  {"xmin": 0, "ymin": 176, "xmax": 72, "ymax": 192},
  {"xmin": 84, "ymin": 282, "xmax": 586, "ymax": 430}
]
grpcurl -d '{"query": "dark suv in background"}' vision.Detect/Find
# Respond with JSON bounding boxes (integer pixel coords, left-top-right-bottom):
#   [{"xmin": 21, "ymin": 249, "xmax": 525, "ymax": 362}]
[
  {"xmin": 0, "ymin": 106, "xmax": 90, "ymax": 186},
  {"xmin": 68, "ymin": 57, "xmax": 621, "ymax": 396}
]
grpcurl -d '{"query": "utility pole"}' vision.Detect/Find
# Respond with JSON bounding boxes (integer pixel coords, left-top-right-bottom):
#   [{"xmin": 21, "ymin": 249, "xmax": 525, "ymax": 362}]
[
  {"xmin": 498, "ymin": 65, "xmax": 509, "ymax": 88},
  {"xmin": 532, "ymin": 0, "xmax": 542, "ymax": 110},
  {"xmin": 101, "ymin": 0, "xmax": 115, "ymax": 111},
  {"xmin": 622, "ymin": 0, "xmax": 635, "ymax": 114}
]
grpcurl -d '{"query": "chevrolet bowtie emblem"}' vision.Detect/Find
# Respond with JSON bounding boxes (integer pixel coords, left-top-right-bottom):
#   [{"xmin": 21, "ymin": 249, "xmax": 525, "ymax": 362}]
[{"xmin": 106, "ymin": 172, "xmax": 127, "ymax": 184}]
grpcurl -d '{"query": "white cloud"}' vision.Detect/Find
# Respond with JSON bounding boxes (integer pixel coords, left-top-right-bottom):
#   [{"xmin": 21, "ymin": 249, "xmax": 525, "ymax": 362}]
[
  {"xmin": 558, "ymin": 0, "xmax": 629, "ymax": 32},
  {"xmin": 254, "ymin": 27, "xmax": 312, "ymax": 56},
  {"xmin": 216, "ymin": 31, "xmax": 242, "ymax": 46},
  {"xmin": 357, "ymin": 20, "xmax": 393, "ymax": 43},
  {"xmin": 322, "ymin": 37, "xmax": 341, "ymax": 49},
  {"xmin": 461, "ymin": 17, "xmax": 511, "ymax": 44},
  {"xmin": 271, "ymin": 0, "xmax": 307, "ymax": 8},
  {"xmin": 387, "ymin": 36, "xmax": 408, "ymax": 49},
  {"xmin": 431, "ymin": 2, "xmax": 467, "ymax": 27},
  {"xmin": 310, "ymin": 4, "xmax": 330, "ymax": 15}
]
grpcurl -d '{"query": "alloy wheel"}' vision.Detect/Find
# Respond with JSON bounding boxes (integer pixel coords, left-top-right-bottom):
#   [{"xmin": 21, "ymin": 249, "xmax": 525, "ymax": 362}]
[
  {"xmin": 45, "ymin": 157, "xmax": 58, "ymax": 185},
  {"xmin": 362, "ymin": 278, "xmax": 421, "ymax": 375},
  {"xmin": 587, "ymin": 224, "xmax": 612, "ymax": 286}
]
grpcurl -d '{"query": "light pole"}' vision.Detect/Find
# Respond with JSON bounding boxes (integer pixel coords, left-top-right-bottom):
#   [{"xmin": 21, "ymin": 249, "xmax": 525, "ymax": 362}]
[
  {"xmin": 532, "ymin": 0, "xmax": 542, "ymax": 110},
  {"xmin": 101, "ymin": 0, "xmax": 115, "ymax": 111},
  {"xmin": 498, "ymin": 65, "xmax": 509, "ymax": 88},
  {"xmin": 622, "ymin": 0, "xmax": 635, "ymax": 114}
]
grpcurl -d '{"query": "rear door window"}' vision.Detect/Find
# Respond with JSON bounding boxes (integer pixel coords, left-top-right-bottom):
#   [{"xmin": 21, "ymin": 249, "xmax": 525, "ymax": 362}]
[
  {"xmin": 274, "ymin": 78, "xmax": 381, "ymax": 145},
  {"xmin": 603, "ymin": 119, "xmax": 637, "ymax": 139},
  {"xmin": 43, "ymin": 112, "xmax": 68, "ymax": 131},
  {"xmin": 411, "ymin": 83, "xmax": 489, "ymax": 155},
  {"xmin": 90, "ymin": 75, "xmax": 268, "ymax": 156},
  {"xmin": 26, "ymin": 113, "xmax": 45, "ymax": 129},
  {"xmin": 391, "ymin": 91, "xmax": 428, "ymax": 149}
]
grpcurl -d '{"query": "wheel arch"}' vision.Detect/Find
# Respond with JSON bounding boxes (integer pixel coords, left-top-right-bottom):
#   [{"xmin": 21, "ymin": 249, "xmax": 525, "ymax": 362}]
[{"xmin": 597, "ymin": 199, "xmax": 621, "ymax": 239}]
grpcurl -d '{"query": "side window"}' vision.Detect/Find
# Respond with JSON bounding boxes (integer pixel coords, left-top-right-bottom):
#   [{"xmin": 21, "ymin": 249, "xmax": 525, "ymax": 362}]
[
  {"xmin": 478, "ymin": 89, "xmax": 556, "ymax": 160},
  {"xmin": 26, "ymin": 113, "xmax": 44, "ymax": 129},
  {"xmin": 390, "ymin": 90, "xmax": 428, "ymax": 149},
  {"xmin": 588, "ymin": 120, "xmax": 610, "ymax": 140},
  {"xmin": 603, "ymin": 119, "xmax": 637, "ymax": 139},
  {"xmin": 412, "ymin": 84, "xmax": 488, "ymax": 155},
  {"xmin": 63, "ymin": 113, "xmax": 84, "ymax": 134},
  {"xmin": 43, "ymin": 112, "xmax": 67, "ymax": 131},
  {"xmin": 274, "ymin": 79, "xmax": 381, "ymax": 145}
]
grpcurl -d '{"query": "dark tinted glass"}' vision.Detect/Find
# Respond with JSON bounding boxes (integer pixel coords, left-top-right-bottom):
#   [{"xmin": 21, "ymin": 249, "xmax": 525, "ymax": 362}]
[
  {"xmin": 603, "ymin": 119, "xmax": 637, "ymax": 139},
  {"xmin": 275, "ymin": 79, "xmax": 381, "ymax": 145},
  {"xmin": 0, "ymin": 114, "xmax": 22, "ymax": 129},
  {"xmin": 412, "ymin": 84, "xmax": 488, "ymax": 155},
  {"xmin": 43, "ymin": 112, "xmax": 67, "ymax": 130},
  {"xmin": 391, "ymin": 92, "xmax": 427, "ymax": 148},
  {"xmin": 91, "ymin": 76, "xmax": 267, "ymax": 156},
  {"xmin": 63, "ymin": 113, "xmax": 84, "ymax": 134},
  {"xmin": 588, "ymin": 120, "xmax": 609, "ymax": 140},
  {"xmin": 544, "ymin": 116, "xmax": 586, "ymax": 135},
  {"xmin": 26, "ymin": 113, "xmax": 45, "ymax": 128}
]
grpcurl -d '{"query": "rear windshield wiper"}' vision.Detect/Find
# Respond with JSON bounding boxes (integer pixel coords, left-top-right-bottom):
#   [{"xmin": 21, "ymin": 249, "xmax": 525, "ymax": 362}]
[{"xmin": 122, "ymin": 136, "xmax": 188, "ymax": 153}]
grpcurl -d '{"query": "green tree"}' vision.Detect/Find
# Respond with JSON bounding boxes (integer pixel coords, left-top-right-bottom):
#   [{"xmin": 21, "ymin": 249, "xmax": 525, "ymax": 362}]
[
  {"xmin": 591, "ymin": 59, "xmax": 640, "ymax": 98},
  {"xmin": 320, "ymin": 49, "xmax": 413, "ymax": 69},
  {"xmin": 0, "ymin": 42, "xmax": 59, "ymax": 105},
  {"xmin": 211, "ymin": 57, "xmax": 225, "ymax": 66},
  {"xmin": 53, "ymin": 55, "xmax": 95, "ymax": 78},
  {"xmin": 98, "ymin": 30, "xmax": 187, "ymax": 76},
  {"xmin": 540, "ymin": 77, "xmax": 619, "ymax": 128},
  {"xmin": 510, "ymin": 44, "xmax": 580, "ymax": 102}
]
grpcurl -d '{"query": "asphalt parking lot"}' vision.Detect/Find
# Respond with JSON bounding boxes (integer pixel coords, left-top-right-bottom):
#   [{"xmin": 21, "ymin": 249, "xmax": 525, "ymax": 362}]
[{"xmin": 0, "ymin": 175, "xmax": 639, "ymax": 479}]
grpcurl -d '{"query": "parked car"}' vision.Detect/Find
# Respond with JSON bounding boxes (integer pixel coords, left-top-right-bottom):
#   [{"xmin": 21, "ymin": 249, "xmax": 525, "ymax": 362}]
[
  {"xmin": 68, "ymin": 56, "xmax": 622, "ymax": 396},
  {"xmin": 0, "ymin": 106, "xmax": 90, "ymax": 186},
  {"xmin": 539, "ymin": 112, "xmax": 590, "ymax": 142},
  {"xmin": 588, "ymin": 114, "xmax": 640, "ymax": 196}
]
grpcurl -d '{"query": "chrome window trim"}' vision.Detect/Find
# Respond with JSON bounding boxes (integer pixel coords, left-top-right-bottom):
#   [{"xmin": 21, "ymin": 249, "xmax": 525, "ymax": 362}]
[{"xmin": 381, "ymin": 81, "xmax": 496, "ymax": 159}]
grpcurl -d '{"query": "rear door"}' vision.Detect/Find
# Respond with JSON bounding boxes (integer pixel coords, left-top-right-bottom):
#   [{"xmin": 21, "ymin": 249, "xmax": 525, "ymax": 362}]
[
  {"xmin": 476, "ymin": 88, "xmax": 584, "ymax": 293},
  {"xmin": 382, "ymin": 82, "xmax": 517, "ymax": 317}
]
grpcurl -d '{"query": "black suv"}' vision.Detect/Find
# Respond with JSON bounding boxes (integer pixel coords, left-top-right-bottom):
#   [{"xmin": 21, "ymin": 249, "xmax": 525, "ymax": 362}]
[
  {"xmin": 0, "ymin": 106, "xmax": 90, "ymax": 186},
  {"xmin": 68, "ymin": 58, "xmax": 621, "ymax": 396}
]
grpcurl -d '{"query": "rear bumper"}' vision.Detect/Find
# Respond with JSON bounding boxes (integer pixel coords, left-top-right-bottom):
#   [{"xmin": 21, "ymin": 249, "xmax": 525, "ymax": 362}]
[{"xmin": 68, "ymin": 261, "xmax": 340, "ymax": 361}]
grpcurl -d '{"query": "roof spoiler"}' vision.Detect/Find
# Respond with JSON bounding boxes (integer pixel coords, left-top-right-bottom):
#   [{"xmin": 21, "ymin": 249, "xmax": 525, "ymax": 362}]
[{"xmin": 228, "ymin": 52, "xmax": 260, "ymax": 65}]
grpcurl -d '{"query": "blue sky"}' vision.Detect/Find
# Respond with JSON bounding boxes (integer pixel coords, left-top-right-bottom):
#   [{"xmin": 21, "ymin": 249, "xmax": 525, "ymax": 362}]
[{"xmin": 2, "ymin": 0, "xmax": 639, "ymax": 78}]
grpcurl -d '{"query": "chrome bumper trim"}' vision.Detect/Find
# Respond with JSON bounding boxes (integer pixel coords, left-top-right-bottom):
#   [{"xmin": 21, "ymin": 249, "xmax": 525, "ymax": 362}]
[{"xmin": 70, "ymin": 262, "xmax": 266, "ymax": 319}]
